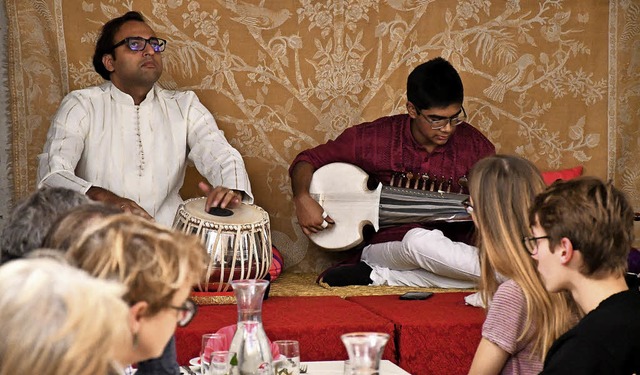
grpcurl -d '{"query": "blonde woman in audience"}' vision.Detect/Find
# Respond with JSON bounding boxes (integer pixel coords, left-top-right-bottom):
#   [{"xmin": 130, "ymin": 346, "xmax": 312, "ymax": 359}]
[
  {"xmin": 57, "ymin": 214, "xmax": 206, "ymax": 367},
  {"xmin": 0, "ymin": 257, "xmax": 130, "ymax": 375},
  {"xmin": 467, "ymin": 155, "xmax": 575, "ymax": 375}
]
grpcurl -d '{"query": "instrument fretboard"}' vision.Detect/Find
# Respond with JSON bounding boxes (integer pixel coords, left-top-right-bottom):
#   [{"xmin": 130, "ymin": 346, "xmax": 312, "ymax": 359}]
[{"xmin": 378, "ymin": 186, "xmax": 471, "ymax": 227}]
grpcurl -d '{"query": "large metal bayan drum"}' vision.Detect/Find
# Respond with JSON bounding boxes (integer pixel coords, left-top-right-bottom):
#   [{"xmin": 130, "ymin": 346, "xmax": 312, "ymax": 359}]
[{"xmin": 173, "ymin": 197, "xmax": 272, "ymax": 292}]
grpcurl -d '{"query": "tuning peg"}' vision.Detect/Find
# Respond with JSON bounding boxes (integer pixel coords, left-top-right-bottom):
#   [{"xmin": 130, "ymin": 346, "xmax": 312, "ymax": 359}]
[
  {"xmin": 399, "ymin": 172, "xmax": 407, "ymax": 188},
  {"xmin": 437, "ymin": 175, "xmax": 446, "ymax": 192},
  {"xmin": 421, "ymin": 174, "xmax": 429, "ymax": 190},
  {"xmin": 458, "ymin": 175, "xmax": 468, "ymax": 193},
  {"xmin": 413, "ymin": 173, "xmax": 421, "ymax": 189},
  {"xmin": 405, "ymin": 172, "xmax": 413, "ymax": 189}
]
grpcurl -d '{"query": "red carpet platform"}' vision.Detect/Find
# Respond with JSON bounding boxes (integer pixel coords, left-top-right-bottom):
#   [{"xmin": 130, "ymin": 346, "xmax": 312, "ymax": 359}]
[
  {"xmin": 176, "ymin": 293, "xmax": 484, "ymax": 374},
  {"xmin": 175, "ymin": 296, "xmax": 397, "ymax": 365},
  {"xmin": 347, "ymin": 293, "xmax": 485, "ymax": 375}
]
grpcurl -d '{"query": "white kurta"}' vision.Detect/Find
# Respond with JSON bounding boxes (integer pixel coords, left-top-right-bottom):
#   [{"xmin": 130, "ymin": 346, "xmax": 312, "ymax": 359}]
[{"xmin": 37, "ymin": 82, "xmax": 253, "ymax": 226}]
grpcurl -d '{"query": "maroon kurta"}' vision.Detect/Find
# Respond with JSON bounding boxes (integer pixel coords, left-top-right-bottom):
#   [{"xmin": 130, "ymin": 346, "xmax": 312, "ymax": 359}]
[{"xmin": 290, "ymin": 114, "xmax": 495, "ymax": 244}]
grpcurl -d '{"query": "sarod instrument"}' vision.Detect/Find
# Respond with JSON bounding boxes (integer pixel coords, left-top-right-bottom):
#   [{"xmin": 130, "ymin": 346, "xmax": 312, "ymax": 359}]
[
  {"xmin": 173, "ymin": 198, "xmax": 272, "ymax": 292},
  {"xmin": 308, "ymin": 163, "xmax": 471, "ymax": 251}
]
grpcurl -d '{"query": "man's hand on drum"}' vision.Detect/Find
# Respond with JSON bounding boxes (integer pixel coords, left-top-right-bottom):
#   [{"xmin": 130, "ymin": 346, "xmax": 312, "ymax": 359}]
[
  {"xmin": 86, "ymin": 186, "xmax": 153, "ymax": 220},
  {"xmin": 293, "ymin": 194, "xmax": 334, "ymax": 236},
  {"xmin": 199, "ymin": 182, "xmax": 243, "ymax": 211}
]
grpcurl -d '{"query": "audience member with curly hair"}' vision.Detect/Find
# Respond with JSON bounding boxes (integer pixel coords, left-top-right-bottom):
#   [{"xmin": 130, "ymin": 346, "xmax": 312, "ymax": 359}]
[{"xmin": 58, "ymin": 214, "xmax": 206, "ymax": 369}]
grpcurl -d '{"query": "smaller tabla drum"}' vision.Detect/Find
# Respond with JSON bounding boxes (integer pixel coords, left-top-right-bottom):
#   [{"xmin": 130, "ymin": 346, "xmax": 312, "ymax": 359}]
[{"xmin": 173, "ymin": 197, "xmax": 272, "ymax": 292}]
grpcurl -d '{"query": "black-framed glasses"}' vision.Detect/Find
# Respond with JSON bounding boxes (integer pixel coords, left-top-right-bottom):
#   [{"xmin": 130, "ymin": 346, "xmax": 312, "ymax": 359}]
[
  {"xmin": 521, "ymin": 235, "xmax": 550, "ymax": 255},
  {"xmin": 418, "ymin": 106, "xmax": 467, "ymax": 130},
  {"xmin": 111, "ymin": 37, "xmax": 167, "ymax": 53},
  {"xmin": 461, "ymin": 198, "xmax": 473, "ymax": 215},
  {"xmin": 169, "ymin": 299, "xmax": 197, "ymax": 327}
]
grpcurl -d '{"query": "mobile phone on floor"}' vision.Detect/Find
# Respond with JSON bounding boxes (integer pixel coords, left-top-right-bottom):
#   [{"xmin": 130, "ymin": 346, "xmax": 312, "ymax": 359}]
[{"xmin": 399, "ymin": 291, "xmax": 434, "ymax": 300}]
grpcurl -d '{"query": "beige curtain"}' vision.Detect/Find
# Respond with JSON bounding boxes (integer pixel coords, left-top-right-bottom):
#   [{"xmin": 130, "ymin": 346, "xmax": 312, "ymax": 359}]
[{"xmin": 6, "ymin": 0, "xmax": 640, "ymax": 272}]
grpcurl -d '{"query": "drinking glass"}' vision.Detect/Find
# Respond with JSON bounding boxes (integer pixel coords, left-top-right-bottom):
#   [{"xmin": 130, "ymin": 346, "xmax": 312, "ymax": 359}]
[
  {"xmin": 340, "ymin": 332, "xmax": 390, "ymax": 375},
  {"xmin": 207, "ymin": 351, "xmax": 237, "ymax": 375},
  {"xmin": 343, "ymin": 360, "xmax": 352, "ymax": 375},
  {"xmin": 201, "ymin": 333, "xmax": 226, "ymax": 375},
  {"xmin": 273, "ymin": 340, "xmax": 300, "ymax": 375}
]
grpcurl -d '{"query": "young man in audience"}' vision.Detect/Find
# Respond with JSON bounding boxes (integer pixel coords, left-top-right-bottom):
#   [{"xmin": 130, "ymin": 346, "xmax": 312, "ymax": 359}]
[{"xmin": 528, "ymin": 177, "xmax": 640, "ymax": 374}]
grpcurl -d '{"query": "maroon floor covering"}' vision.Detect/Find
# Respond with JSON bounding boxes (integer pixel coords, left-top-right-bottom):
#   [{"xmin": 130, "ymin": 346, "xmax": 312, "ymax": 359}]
[
  {"xmin": 347, "ymin": 293, "xmax": 484, "ymax": 374},
  {"xmin": 176, "ymin": 293, "xmax": 484, "ymax": 374},
  {"xmin": 176, "ymin": 296, "xmax": 396, "ymax": 364}
]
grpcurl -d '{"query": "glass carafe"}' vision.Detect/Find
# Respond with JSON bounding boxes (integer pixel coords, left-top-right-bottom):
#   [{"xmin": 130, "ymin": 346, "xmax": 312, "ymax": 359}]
[
  {"xmin": 340, "ymin": 332, "xmax": 390, "ymax": 375},
  {"xmin": 229, "ymin": 279, "xmax": 273, "ymax": 375}
]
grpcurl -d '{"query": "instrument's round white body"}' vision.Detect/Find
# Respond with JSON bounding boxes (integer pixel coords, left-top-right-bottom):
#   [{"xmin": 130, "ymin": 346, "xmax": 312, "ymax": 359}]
[
  {"xmin": 308, "ymin": 163, "xmax": 382, "ymax": 251},
  {"xmin": 173, "ymin": 197, "xmax": 272, "ymax": 292}
]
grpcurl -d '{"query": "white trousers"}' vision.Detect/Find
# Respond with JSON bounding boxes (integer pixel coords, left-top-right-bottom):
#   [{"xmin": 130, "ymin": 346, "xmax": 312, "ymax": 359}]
[{"xmin": 361, "ymin": 228, "xmax": 480, "ymax": 288}]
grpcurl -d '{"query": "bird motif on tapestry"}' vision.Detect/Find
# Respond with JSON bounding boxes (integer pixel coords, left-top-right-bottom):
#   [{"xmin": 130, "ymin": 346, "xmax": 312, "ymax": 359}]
[
  {"xmin": 483, "ymin": 54, "xmax": 536, "ymax": 103},
  {"xmin": 627, "ymin": 40, "xmax": 640, "ymax": 77},
  {"xmin": 385, "ymin": 0, "xmax": 435, "ymax": 11},
  {"xmin": 216, "ymin": 0, "xmax": 291, "ymax": 30}
]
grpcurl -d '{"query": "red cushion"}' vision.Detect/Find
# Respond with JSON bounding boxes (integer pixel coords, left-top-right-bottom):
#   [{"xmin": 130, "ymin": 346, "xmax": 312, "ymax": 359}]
[
  {"xmin": 269, "ymin": 245, "xmax": 284, "ymax": 282},
  {"xmin": 347, "ymin": 293, "xmax": 485, "ymax": 375},
  {"xmin": 541, "ymin": 165, "xmax": 583, "ymax": 185},
  {"xmin": 175, "ymin": 296, "xmax": 396, "ymax": 365}
]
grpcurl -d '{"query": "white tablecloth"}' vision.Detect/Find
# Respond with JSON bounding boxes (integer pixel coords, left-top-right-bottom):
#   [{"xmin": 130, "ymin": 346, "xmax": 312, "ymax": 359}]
[
  {"xmin": 301, "ymin": 360, "xmax": 410, "ymax": 374},
  {"xmin": 178, "ymin": 359, "xmax": 411, "ymax": 374}
]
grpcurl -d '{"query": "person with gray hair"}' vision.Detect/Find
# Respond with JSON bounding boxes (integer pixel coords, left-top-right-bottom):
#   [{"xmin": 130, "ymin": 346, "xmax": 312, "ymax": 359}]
[
  {"xmin": 0, "ymin": 186, "xmax": 88, "ymax": 265},
  {"xmin": 0, "ymin": 257, "xmax": 131, "ymax": 375}
]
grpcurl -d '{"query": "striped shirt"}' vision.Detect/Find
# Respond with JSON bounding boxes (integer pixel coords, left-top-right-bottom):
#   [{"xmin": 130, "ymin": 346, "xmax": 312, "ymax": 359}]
[{"xmin": 483, "ymin": 279, "xmax": 542, "ymax": 375}]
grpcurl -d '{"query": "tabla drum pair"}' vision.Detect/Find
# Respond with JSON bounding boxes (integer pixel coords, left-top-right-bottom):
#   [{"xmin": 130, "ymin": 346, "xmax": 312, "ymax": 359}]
[{"xmin": 172, "ymin": 197, "xmax": 272, "ymax": 292}]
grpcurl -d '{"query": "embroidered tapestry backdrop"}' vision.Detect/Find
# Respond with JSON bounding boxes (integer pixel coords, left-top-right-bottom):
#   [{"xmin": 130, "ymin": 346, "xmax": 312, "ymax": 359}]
[{"xmin": 5, "ymin": 0, "xmax": 640, "ymax": 272}]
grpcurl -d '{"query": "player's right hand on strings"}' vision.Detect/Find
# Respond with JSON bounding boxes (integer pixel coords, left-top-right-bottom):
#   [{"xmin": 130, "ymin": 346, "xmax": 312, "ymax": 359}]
[{"xmin": 293, "ymin": 194, "xmax": 334, "ymax": 236}]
